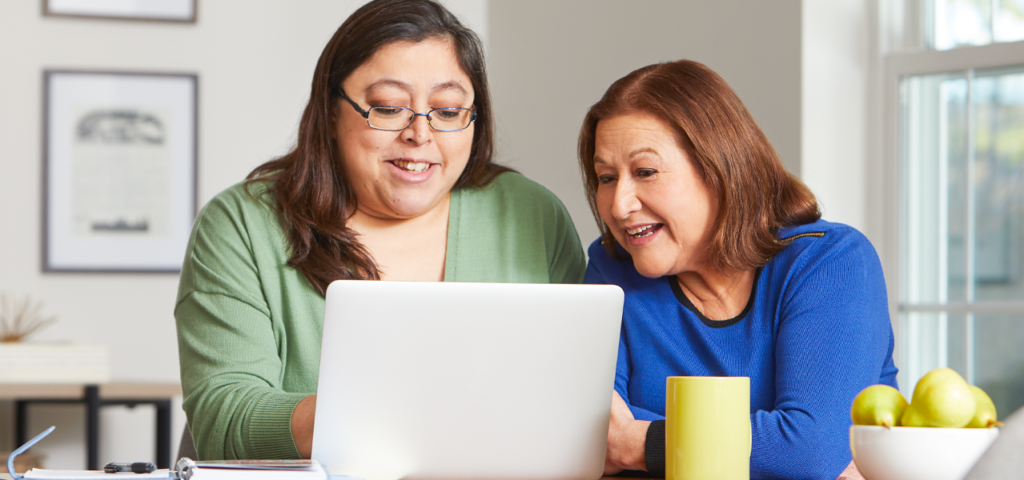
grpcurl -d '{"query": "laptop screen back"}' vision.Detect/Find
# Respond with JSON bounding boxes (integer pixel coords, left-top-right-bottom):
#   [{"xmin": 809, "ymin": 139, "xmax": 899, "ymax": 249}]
[{"xmin": 311, "ymin": 281, "xmax": 624, "ymax": 480}]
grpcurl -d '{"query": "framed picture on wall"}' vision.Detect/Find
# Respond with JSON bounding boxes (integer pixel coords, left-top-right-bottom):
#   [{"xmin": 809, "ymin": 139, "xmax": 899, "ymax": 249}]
[
  {"xmin": 43, "ymin": 70, "xmax": 198, "ymax": 272},
  {"xmin": 43, "ymin": 0, "xmax": 196, "ymax": 23}
]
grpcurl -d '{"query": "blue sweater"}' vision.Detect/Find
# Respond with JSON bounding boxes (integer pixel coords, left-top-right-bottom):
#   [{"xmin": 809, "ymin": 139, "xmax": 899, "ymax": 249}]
[{"xmin": 584, "ymin": 220, "xmax": 898, "ymax": 480}]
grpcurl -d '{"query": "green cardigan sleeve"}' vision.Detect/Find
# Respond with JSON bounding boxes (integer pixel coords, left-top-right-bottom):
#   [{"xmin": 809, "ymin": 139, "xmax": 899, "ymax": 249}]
[{"xmin": 175, "ymin": 184, "xmax": 309, "ymax": 460}]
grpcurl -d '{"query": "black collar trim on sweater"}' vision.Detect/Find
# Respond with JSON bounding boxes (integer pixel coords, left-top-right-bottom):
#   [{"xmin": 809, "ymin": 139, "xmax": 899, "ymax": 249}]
[{"xmin": 668, "ymin": 267, "xmax": 762, "ymax": 329}]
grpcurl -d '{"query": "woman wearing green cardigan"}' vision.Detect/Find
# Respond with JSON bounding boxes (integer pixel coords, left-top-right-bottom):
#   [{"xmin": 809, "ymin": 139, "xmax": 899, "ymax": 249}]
[{"xmin": 174, "ymin": 0, "xmax": 585, "ymax": 460}]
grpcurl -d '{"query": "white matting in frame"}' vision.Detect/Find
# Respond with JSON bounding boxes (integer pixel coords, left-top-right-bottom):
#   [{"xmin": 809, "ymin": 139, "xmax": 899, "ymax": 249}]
[
  {"xmin": 44, "ymin": 0, "xmax": 196, "ymax": 22},
  {"xmin": 44, "ymin": 70, "xmax": 198, "ymax": 272}
]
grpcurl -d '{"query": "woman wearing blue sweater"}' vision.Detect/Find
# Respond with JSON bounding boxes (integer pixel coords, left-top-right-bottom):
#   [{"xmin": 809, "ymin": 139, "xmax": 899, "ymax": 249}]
[{"xmin": 579, "ymin": 60, "xmax": 897, "ymax": 480}]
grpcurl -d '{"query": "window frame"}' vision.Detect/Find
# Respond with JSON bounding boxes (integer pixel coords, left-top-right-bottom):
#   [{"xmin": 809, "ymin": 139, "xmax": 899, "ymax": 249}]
[{"xmin": 881, "ymin": 21, "xmax": 1024, "ymax": 392}]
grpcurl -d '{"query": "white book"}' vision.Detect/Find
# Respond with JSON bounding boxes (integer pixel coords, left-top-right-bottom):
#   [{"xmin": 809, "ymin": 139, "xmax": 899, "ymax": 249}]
[
  {"xmin": 0, "ymin": 344, "xmax": 110, "ymax": 384},
  {"xmin": 180, "ymin": 460, "xmax": 328, "ymax": 480}
]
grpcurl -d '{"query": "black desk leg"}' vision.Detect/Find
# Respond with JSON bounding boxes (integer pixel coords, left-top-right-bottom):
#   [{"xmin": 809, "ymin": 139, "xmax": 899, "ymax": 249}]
[
  {"xmin": 15, "ymin": 400, "xmax": 28, "ymax": 447},
  {"xmin": 85, "ymin": 386, "xmax": 100, "ymax": 470},
  {"xmin": 155, "ymin": 400, "xmax": 171, "ymax": 468}
]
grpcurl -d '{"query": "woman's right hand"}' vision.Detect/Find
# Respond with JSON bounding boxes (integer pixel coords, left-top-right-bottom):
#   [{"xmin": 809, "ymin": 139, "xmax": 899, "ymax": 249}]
[
  {"xmin": 291, "ymin": 395, "xmax": 317, "ymax": 458},
  {"xmin": 605, "ymin": 391, "xmax": 650, "ymax": 475}
]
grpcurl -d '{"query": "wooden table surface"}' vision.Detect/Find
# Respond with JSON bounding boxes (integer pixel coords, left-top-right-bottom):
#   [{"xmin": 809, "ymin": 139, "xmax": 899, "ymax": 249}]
[{"xmin": 0, "ymin": 383, "xmax": 181, "ymax": 399}]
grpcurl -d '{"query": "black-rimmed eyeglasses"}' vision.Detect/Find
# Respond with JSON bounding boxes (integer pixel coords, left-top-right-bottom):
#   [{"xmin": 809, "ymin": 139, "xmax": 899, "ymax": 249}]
[{"xmin": 337, "ymin": 89, "xmax": 476, "ymax": 132}]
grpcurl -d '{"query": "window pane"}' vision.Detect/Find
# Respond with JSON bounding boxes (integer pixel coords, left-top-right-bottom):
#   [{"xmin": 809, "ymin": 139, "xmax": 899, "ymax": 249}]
[
  {"xmin": 974, "ymin": 68, "xmax": 1024, "ymax": 301},
  {"xmin": 945, "ymin": 313, "xmax": 970, "ymax": 380},
  {"xmin": 900, "ymin": 73, "xmax": 969, "ymax": 305},
  {"xmin": 995, "ymin": 0, "xmax": 1024, "ymax": 42},
  {"xmin": 903, "ymin": 312, "xmax": 1024, "ymax": 420},
  {"xmin": 935, "ymin": 0, "xmax": 993, "ymax": 50},
  {"xmin": 898, "ymin": 311, "xmax": 951, "ymax": 398},
  {"xmin": 973, "ymin": 313, "xmax": 1024, "ymax": 418},
  {"xmin": 899, "ymin": 69, "xmax": 1024, "ymax": 415}
]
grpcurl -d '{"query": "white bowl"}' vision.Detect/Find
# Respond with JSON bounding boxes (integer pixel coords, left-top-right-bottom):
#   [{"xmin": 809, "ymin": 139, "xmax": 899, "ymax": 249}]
[{"xmin": 850, "ymin": 425, "xmax": 999, "ymax": 480}]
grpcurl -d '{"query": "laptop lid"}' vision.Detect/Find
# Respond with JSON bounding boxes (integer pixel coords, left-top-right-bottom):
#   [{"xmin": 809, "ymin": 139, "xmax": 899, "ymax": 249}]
[{"xmin": 311, "ymin": 281, "xmax": 624, "ymax": 480}]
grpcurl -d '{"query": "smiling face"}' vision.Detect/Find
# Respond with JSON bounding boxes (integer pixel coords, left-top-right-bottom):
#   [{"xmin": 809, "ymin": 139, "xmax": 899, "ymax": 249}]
[
  {"xmin": 335, "ymin": 38, "xmax": 475, "ymax": 220},
  {"xmin": 593, "ymin": 112, "xmax": 718, "ymax": 278}
]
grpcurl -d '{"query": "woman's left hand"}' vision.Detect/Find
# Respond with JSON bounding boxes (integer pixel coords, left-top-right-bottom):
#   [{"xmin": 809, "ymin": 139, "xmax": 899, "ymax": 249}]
[
  {"xmin": 604, "ymin": 391, "xmax": 651, "ymax": 475},
  {"xmin": 835, "ymin": 461, "xmax": 865, "ymax": 480}
]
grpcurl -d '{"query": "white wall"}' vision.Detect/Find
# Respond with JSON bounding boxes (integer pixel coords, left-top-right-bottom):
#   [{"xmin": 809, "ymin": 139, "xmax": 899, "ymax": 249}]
[
  {"xmin": 801, "ymin": 0, "xmax": 872, "ymax": 238},
  {"xmin": 488, "ymin": 0, "xmax": 803, "ymax": 246}
]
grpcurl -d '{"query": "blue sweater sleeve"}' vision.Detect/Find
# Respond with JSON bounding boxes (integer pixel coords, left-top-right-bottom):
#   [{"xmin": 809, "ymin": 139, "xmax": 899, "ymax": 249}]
[{"xmin": 751, "ymin": 232, "xmax": 894, "ymax": 480}]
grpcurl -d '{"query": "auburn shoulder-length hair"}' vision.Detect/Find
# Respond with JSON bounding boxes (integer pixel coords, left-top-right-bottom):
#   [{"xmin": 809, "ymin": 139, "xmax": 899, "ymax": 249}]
[
  {"xmin": 247, "ymin": 0, "xmax": 509, "ymax": 295},
  {"xmin": 578, "ymin": 60, "xmax": 820, "ymax": 272}
]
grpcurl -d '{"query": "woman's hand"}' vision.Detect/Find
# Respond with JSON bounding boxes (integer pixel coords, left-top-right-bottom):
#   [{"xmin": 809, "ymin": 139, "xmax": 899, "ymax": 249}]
[
  {"xmin": 605, "ymin": 391, "xmax": 651, "ymax": 475},
  {"xmin": 291, "ymin": 395, "xmax": 317, "ymax": 458},
  {"xmin": 835, "ymin": 460, "xmax": 865, "ymax": 480}
]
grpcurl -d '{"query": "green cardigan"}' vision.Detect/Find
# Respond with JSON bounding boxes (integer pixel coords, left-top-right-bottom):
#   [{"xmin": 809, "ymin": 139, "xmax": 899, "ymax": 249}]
[{"xmin": 174, "ymin": 172, "xmax": 586, "ymax": 460}]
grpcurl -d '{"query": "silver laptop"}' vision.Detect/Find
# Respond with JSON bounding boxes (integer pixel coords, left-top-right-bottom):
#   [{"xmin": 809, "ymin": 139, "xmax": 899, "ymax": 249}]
[{"xmin": 311, "ymin": 280, "xmax": 624, "ymax": 480}]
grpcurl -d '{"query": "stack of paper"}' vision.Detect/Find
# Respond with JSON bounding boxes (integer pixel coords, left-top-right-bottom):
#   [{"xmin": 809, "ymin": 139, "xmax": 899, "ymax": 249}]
[
  {"xmin": 0, "ymin": 343, "xmax": 111, "ymax": 384},
  {"xmin": 20, "ymin": 460, "xmax": 329, "ymax": 480}
]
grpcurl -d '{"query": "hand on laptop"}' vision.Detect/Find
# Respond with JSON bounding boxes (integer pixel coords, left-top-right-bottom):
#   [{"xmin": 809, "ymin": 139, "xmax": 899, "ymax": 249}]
[
  {"xmin": 292, "ymin": 395, "xmax": 317, "ymax": 458},
  {"xmin": 604, "ymin": 391, "xmax": 651, "ymax": 475}
]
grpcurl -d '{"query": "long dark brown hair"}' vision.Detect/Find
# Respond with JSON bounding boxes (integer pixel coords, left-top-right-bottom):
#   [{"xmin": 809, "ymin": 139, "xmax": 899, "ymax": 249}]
[
  {"xmin": 248, "ymin": 0, "xmax": 509, "ymax": 294},
  {"xmin": 578, "ymin": 60, "xmax": 820, "ymax": 272}
]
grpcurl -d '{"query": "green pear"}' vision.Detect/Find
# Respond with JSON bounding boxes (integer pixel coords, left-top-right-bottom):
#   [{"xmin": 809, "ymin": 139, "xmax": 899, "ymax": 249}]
[
  {"xmin": 900, "ymin": 368, "xmax": 976, "ymax": 428},
  {"xmin": 965, "ymin": 385, "xmax": 1002, "ymax": 428},
  {"xmin": 851, "ymin": 384, "xmax": 908, "ymax": 428}
]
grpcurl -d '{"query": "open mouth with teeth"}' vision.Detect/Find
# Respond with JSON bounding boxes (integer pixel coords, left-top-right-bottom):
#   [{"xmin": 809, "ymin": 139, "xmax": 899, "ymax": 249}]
[
  {"xmin": 389, "ymin": 159, "xmax": 433, "ymax": 174},
  {"xmin": 626, "ymin": 224, "xmax": 661, "ymax": 238}
]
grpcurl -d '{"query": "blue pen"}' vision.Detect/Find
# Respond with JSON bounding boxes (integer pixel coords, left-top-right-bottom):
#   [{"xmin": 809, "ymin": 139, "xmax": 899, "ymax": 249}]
[{"xmin": 7, "ymin": 426, "xmax": 56, "ymax": 480}]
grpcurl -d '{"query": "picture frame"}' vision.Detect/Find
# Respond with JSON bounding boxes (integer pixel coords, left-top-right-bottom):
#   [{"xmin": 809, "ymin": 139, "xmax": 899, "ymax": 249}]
[
  {"xmin": 43, "ymin": 0, "xmax": 196, "ymax": 23},
  {"xmin": 43, "ymin": 70, "xmax": 198, "ymax": 272}
]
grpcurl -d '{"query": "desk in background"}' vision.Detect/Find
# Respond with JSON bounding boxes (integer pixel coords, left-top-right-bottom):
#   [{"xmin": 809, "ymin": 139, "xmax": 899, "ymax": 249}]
[{"xmin": 0, "ymin": 383, "xmax": 181, "ymax": 470}]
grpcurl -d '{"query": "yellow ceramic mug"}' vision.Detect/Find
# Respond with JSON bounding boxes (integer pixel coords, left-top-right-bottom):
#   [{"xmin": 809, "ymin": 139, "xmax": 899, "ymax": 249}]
[{"xmin": 665, "ymin": 376, "xmax": 751, "ymax": 480}]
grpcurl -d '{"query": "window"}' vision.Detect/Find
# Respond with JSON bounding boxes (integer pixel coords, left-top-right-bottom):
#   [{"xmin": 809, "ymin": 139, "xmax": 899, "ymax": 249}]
[
  {"xmin": 888, "ymin": 0, "xmax": 1024, "ymax": 419},
  {"xmin": 934, "ymin": 0, "xmax": 1024, "ymax": 49}
]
